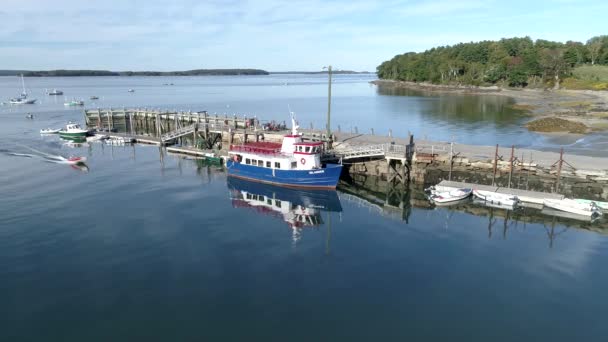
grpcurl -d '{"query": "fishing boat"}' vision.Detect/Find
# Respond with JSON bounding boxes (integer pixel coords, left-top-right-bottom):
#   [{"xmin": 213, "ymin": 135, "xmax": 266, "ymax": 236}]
[
  {"xmin": 9, "ymin": 75, "xmax": 37, "ymax": 104},
  {"xmin": 429, "ymin": 188, "xmax": 472, "ymax": 204},
  {"xmin": 64, "ymin": 99, "xmax": 84, "ymax": 106},
  {"xmin": 225, "ymin": 115, "xmax": 342, "ymax": 189},
  {"xmin": 203, "ymin": 152, "xmax": 222, "ymax": 164},
  {"xmin": 574, "ymin": 198, "xmax": 608, "ymax": 211},
  {"xmin": 59, "ymin": 123, "xmax": 89, "ymax": 139},
  {"xmin": 47, "ymin": 89, "xmax": 63, "ymax": 95},
  {"xmin": 542, "ymin": 198, "xmax": 602, "ymax": 217},
  {"xmin": 473, "ymin": 189, "xmax": 519, "ymax": 207},
  {"xmin": 40, "ymin": 128, "xmax": 61, "ymax": 134}
]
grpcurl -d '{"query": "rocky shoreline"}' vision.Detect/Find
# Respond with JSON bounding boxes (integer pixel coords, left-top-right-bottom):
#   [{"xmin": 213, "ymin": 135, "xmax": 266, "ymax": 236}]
[{"xmin": 372, "ymin": 79, "xmax": 608, "ymax": 134}]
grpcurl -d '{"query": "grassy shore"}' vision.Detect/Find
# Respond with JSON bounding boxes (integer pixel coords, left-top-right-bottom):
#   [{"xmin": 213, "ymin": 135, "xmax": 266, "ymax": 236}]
[{"xmin": 372, "ymin": 79, "xmax": 608, "ymax": 134}]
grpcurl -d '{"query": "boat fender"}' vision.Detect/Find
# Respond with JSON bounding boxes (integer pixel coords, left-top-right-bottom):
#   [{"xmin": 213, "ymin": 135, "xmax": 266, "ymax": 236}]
[{"xmin": 300, "ymin": 158, "xmax": 306, "ymax": 165}]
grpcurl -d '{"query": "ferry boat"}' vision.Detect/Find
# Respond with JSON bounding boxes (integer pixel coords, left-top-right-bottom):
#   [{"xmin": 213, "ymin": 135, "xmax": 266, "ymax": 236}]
[{"xmin": 226, "ymin": 116, "xmax": 342, "ymax": 189}]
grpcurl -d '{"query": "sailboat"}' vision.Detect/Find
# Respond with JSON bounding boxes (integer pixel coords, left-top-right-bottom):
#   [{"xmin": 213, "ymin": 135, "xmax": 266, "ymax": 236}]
[{"xmin": 9, "ymin": 74, "xmax": 36, "ymax": 104}]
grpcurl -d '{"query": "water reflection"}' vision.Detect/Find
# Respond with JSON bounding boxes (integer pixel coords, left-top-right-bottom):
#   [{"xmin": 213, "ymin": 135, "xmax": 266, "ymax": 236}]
[
  {"xmin": 376, "ymin": 85, "xmax": 525, "ymax": 127},
  {"xmin": 227, "ymin": 177, "xmax": 342, "ymax": 245}
]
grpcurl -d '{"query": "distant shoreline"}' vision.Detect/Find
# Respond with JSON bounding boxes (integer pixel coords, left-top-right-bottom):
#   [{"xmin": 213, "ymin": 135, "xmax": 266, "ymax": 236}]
[
  {"xmin": 0, "ymin": 69, "xmax": 270, "ymax": 77},
  {"xmin": 0, "ymin": 69, "xmax": 372, "ymax": 77}
]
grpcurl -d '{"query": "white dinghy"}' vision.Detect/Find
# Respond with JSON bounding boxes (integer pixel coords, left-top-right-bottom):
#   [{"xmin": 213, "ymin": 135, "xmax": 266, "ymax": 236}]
[
  {"xmin": 429, "ymin": 188, "xmax": 472, "ymax": 204},
  {"xmin": 543, "ymin": 198, "xmax": 602, "ymax": 218},
  {"xmin": 473, "ymin": 189, "xmax": 519, "ymax": 207},
  {"xmin": 574, "ymin": 199, "xmax": 608, "ymax": 212}
]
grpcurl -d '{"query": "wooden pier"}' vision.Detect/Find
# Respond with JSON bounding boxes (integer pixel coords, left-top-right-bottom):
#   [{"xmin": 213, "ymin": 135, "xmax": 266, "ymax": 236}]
[{"xmin": 82, "ymin": 107, "xmax": 608, "ymax": 202}]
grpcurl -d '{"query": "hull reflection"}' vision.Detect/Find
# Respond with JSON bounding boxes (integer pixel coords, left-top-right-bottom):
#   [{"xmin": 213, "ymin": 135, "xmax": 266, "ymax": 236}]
[{"xmin": 228, "ymin": 177, "xmax": 342, "ymax": 244}]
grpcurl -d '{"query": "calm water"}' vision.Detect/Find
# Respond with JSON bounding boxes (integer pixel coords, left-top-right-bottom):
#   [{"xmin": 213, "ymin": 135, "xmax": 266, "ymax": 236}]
[
  {"xmin": 2, "ymin": 75, "xmax": 608, "ymax": 341},
  {"xmin": 1, "ymin": 74, "xmax": 607, "ymax": 154}
]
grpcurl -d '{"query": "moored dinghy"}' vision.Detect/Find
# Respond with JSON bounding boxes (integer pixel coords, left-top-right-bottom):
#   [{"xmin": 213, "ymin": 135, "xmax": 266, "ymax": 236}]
[
  {"xmin": 40, "ymin": 128, "xmax": 61, "ymax": 134},
  {"xmin": 574, "ymin": 199, "xmax": 608, "ymax": 212},
  {"xmin": 473, "ymin": 189, "xmax": 519, "ymax": 207},
  {"xmin": 429, "ymin": 188, "xmax": 472, "ymax": 204},
  {"xmin": 543, "ymin": 198, "xmax": 602, "ymax": 217}
]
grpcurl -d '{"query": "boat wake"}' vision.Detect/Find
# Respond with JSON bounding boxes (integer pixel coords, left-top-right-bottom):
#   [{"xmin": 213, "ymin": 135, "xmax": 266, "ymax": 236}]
[{"xmin": 5, "ymin": 143, "xmax": 88, "ymax": 166}]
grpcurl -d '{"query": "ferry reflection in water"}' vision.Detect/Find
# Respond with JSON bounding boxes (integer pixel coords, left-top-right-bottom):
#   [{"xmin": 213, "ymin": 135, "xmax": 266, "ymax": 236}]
[{"xmin": 227, "ymin": 177, "xmax": 342, "ymax": 244}]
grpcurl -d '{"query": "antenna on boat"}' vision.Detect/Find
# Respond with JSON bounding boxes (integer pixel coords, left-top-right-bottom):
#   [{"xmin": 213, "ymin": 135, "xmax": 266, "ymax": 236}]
[{"xmin": 288, "ymin": 104, "xmax": 299, "ymax": 135}]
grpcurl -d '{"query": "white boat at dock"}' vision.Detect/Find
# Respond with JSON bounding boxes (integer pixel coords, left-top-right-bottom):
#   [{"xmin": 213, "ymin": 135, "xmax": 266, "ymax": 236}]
[
  {"xmin": 472, "ymin": 198, "xmax": 518, "ymax": 211},
  {"xmin": 543, "ymin": 198, "xmax": 602, "ymax": 218},
  {"xmin": 574, "ymin": 199, "xmax": 608, "ymax": 212},
  {"xmin": 40, "ymin": 128, "xmax": 61, "ymax": 134},
  {"xmin": 541, "ymin": 207, "xmax": 600, "ymax": 222},
  {"xmin": 473, "ymin": 189, "xmax": 519, "ymax": 207},
  {"xmin": 429, "ymin": 188, "xmax": 472, "ymax": 204},
  {"xmin": 86, "ymin": 134, "xmax": 108, "ymax": 142}
]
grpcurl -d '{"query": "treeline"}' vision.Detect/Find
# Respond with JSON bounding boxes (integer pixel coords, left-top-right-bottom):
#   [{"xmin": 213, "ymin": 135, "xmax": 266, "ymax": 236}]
[
  {"xmin": 17, "ymin": 69, "xmax": 269, "ymax": 77},
  {"xmin": 377, "ymin": 36, "xmax": 608, "ymax": 88}
]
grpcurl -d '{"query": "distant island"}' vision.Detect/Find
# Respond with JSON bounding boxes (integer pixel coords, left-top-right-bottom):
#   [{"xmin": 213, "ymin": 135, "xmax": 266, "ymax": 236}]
[
  {"xmin": 376, "ymin": 35, "xmax": 608, "ymax": 90},
  {"xmin": 0, "ymin": 69, "xmax": 269, "ymax": 77},
  {"xmin": 0, "ymin": 69, "xmax": 374, "ymax": 77}
]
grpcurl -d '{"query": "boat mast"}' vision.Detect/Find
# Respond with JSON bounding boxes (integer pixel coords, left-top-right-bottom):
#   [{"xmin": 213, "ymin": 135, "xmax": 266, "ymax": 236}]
[{"xmin": 20, "ymin": 74, "xmax": 27, "ymax": 97}]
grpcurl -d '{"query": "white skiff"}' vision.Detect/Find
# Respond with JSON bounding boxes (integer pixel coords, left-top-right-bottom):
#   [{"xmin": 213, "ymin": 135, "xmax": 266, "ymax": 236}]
[
  {"xmin": 429, "ymin": 188, "xmax": 472, "ymax": 204},
  {"xmin": 473, "ymin": 189, "xmax": 519, "ymax": 207},
  {"xmin": 543, "ymin": 198, "xmax": 602, "ymax": 217},
  {"xmin": 574, "ymin": 199, "xmax": 608, "ymax": 211}
]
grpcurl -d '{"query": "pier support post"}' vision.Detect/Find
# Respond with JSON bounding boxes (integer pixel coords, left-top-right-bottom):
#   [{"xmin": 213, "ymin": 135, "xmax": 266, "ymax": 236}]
[
  {"xmin": 508, "ymin": 145, "xmax": 514, "ymax": 188},
  {"xmin": 492, "ymin": 144, "xmax": 499, "ymax": 186},
  {"xmin": 556, "ymin": 148, "xmax": 564, "ymax": 193}
]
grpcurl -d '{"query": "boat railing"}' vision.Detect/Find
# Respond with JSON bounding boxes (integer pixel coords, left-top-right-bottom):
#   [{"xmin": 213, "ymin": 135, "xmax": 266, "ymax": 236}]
[{"xmin": 230, "ymin": 143, "xmax": 282, "ymax": 155}]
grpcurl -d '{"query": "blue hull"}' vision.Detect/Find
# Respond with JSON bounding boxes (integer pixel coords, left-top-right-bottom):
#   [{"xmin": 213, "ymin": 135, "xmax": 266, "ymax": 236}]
[{"xmin": 226, "ymin": 160, "xmax": 343, "ymax": 189}]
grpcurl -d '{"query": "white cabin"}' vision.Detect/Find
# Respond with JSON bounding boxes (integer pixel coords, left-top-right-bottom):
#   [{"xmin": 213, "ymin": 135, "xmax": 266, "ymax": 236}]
[{"xmin": 229, "ymin": 115, "xmax": 324, "ymax": 171}]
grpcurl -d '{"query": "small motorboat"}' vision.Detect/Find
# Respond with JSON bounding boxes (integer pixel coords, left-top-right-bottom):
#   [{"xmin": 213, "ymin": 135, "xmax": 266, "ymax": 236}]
[
  {"xmin": 47, "ymin": 89, "xmax": 63, "ymax": 95},
  {"xmin": 25, "ymin": 113, "xmax": 34, "ymax": 119},
  {"xmin": 86, "ymin": 134, "xmax": 108, "ymax": 142},
  {"xmin": 127, "ymin": 89, "xmax": 135, "ymax": 93},
  {"xmin": 40, "ymin": 128, "xmax": 61, "ymax": 134},
  {"xmin": 425, "ymin": 185, "xmax": 458, "ymax": 194},
  {"xmin": 574, "ymin": 198, "xmax": 608, "ymax": 212},
  {"xmin": 472, "ymin": 198, "xmax": 517, "ymax": 210},
  {"xmin": 543, "ymin": 198, "xmax": 602, "ymax": 217},
  {"xmin": 90, "ymin": 96, "xmax": 99, "ymax": 100},
  {"xmin": 64, "ymin": 99, "xmax": 84, "ymax": 106},
  {"xmin": 65, "ymin": 156, "xmax": 87, "ymax": 165},
  {"xmin": 473, "ymin": 189, "xmax": 519, "ymax": 207},
  {"xmin": 541, "ymin": 207, "xmax": 600, "ymax": 222},
  {"xmin": 429, "ymin": 188, "xmax": 472, "ymax": 204},
  {"xmin": 59, "ymin": 123, "xmax": 89, "ymax": 139}
]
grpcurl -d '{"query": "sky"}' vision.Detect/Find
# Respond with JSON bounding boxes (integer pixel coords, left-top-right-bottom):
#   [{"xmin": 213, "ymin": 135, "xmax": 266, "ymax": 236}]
[{"xmin": 0, "ymin": 0, "xmax": 606, "ymax": 72}]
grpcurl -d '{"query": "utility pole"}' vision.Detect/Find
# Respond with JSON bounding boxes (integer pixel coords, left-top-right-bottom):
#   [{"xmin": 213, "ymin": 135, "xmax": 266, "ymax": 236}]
[{"xmin": 324, "ymin": 65, "xmax": 333, "ymax": 149}]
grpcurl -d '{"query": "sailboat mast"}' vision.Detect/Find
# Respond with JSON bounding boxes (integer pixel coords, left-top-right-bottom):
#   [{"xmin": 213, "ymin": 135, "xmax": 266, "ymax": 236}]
[{"xmin": 20, "ymin": 74, "xmax": 27, "ymax": 97}]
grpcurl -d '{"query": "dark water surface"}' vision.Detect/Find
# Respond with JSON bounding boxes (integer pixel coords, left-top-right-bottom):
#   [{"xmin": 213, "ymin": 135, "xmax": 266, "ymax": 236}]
[{"xmin": 2, "ymin": 75, "xmax": 608, "ymax": 341}]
